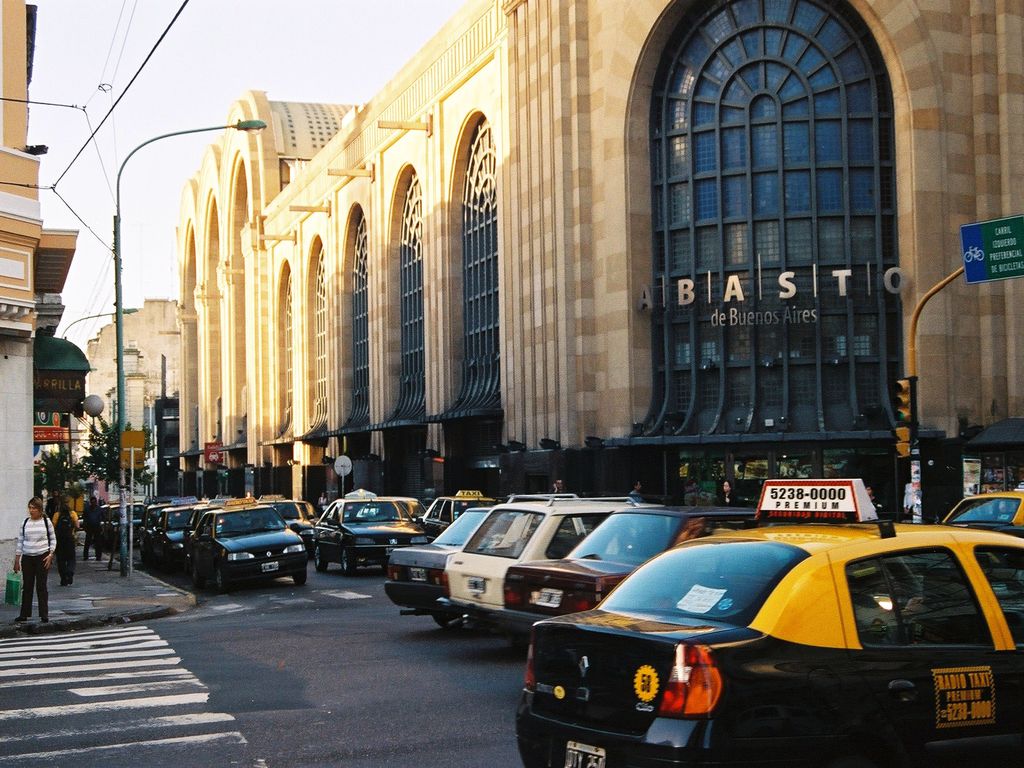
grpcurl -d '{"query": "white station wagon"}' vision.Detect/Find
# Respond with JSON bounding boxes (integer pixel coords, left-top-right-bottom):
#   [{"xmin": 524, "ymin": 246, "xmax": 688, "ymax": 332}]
[{"xmin": 440, "ymin": 497, "xmax": 654, "ymax": 630}]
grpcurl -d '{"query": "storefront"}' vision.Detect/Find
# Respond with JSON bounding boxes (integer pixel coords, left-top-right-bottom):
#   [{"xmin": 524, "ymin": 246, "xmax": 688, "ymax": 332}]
[{"xmin": 964, "ymin": 418, "xmax": 1024, "ymax": 494}]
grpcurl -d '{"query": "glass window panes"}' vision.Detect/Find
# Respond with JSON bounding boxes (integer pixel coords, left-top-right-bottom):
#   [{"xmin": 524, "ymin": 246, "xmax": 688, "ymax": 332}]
[
  {"xmin": 793, "ymin": 1, "xmax": 825, "ymax": 33},
  {"xmin": 755, "ymin": 221, "xmax": 781, "ymax": 264},
  {"xmin": 818, "ymin": 218, "xmax": 844, "ymax": 260},
  {"xmin": 696, "ymin": 179, "xmax": 718, "ymax": 220},
  {"xmin": 669, "ymin": 98, "xmax": 689, "ymax": 129},
  {"xmin": 670, "ymin": 230, "xmax": 692, "ymax": 273},
  {"xmin": 723, "ymin": 176, "xmax": 748, "ymax": 218},
  {"xmin": 694, "ymin": 101, "xmax": 716, "ymax": 126},
  {"xmin": 848, "ymin": 120, "xmax": 873, "ymax": 163},
  {"xmin": 783, "ymin": 98, "xmax": 810, "ymax": 118},
  {"xmin": 695, "ymin": 132, "xmax": 717, "ymax": 172},
  {"xmin": 850, "ymin": 169, "xmax": 876, "ymax": 212},
  {"xmin": 837, "ymin": 47, "xmax": 866, "ymax": 79},
  {"xmin": 847, "ymin": 81, "xmax": 872, "ymax": 112},
  {"xmin": 752, "ymin": 125, "xmax": 778, "ymax": 167},
  {"xmin": 777, "ymin": 452, "xmax": 813, "ymax": 478},
  {"xmin": 779, "ymin": 73, "xmax": 805, "ymax": 101},
  {"xmin": 765, "ymin": 0, "xmax": 790, "ymax": 24},
  {"xmin": 734, "ymin": 0, "xmax": 759, "ymax": 27},
  {"xmin": 798, "ymin": 45, "xmax": 826, "ymax": 75},
  {"xmin": 671, "ymin": 183, "xmax": 692, "ymax": 226},
  {"xmin": 817, "ymin": 18, "xmax": 850, "ymax": 53},
  {"xmin": 815, "ymin": 120, "xmax": 842, "ymax": 162},
  {"xmin": 729, "ymin": 327, "xmax": 751, "ymax": 362},
  {"xmin": 725, "ymin": 223, "xmax": 749, "ymax": 266},
  {"xmin": 669, "ymin": 135, "xmax": 690, "ymax": 175},
  {"xmin": 822, "ymin": 315, "xmax": 847, "ymax": 357},
  {"xmin": 786, "ymin": 219, "xmax": 812, "ymax": 263},
  {"xmin": 722, "ymin": 128, "xmax": 746, "ymax": 169},
  {"xmin": 814, "ymin": 88, "xmax": 841, "ymax": 116},
  {"xmin": 784, "ymin": 123, "xmax": 810, "ymax": 163},
  {"xmin": 809, "ymin": 66, "xmax": 837, "ymax": 91},
  {"xmin": 846, "ymin": 550, "xmax": 990, "ymax": 647},
  {"xmin": 750, "ymin": 94, "xmax": 776, "ymax": 119},
  {"xmin": 817, "ymin": 170, "xmax": 843, "ymax": 213},
  {"xmin": 853, "ymin": 315, "xmax": 877, "ymax": 356},
  {"xmin": 850, "ymin": 217, "xmax": 876, "ymax": 261},
  {"xmin": 783, "ymin": 34, "xmax": 807, "ymax": 63},
  {"xmin": 754, "ymin": 173, "xmax": 779, "ymax": 215},
  {"xmin": 741, "ymin": 29, "xmax": 762, "ymax": 57},
  {"xmin": 975, "ymin": 548, "xmax": 1024, "ymax": 647},
  {"xmin": 697, "ymin": 227, "xmax": 719, "ymax": 269},
  {"xmin": 784, "ymin": 171, "xmax": 811, "ymax": 213}
]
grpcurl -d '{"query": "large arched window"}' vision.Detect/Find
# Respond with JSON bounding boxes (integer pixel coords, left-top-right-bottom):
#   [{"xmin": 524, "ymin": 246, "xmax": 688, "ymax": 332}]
[
  {"xmin": 278, "ymin": 266, "xmax": 293, "ymax": 434},
  {"xmin": 391, "ymin": 174, "xmax": 426, "ymax": 420},
  {"xmin": 648, "ymin": 0, "xmax": 899, "ymax": 437},
  {"xmin": 348, "ymin": 213, "xmax": 370, "ymax": 425},
  {"xmin": 310, "ymin": 244, "xmax": 329, "ymax": 430},
  {"xmin": 450, "ymin": 118, "xmax": 501, "ymax": 414}
]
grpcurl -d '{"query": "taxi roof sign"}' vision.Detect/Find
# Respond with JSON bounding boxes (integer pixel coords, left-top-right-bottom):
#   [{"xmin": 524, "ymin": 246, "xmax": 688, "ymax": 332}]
[
  {"xmin": 756, "ymin": 479, "xmax": 878, "ymax": 524},
  {"xmin": 454, "ymin": 490, "xmax": 486, "ymax": 498}
]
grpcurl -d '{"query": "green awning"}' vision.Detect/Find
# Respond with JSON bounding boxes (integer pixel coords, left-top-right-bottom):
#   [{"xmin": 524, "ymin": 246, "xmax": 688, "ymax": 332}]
[{"xmin": 33, "ymin": 334, "xmax": 90, "ymax": 372}]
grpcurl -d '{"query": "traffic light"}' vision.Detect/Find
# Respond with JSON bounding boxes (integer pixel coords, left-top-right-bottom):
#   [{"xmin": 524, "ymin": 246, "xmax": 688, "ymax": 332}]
[
  {"xmin": 893, "ymin": 378, "xmax": 912, "ymax": 424},
  {"xmin": 895, "ymin": 425, "xmax": 911, "ymax": 458}
]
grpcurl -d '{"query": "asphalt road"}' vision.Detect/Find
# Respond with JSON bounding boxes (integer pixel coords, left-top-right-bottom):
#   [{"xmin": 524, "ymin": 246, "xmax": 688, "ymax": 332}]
[{"xmin": 0, "ymin": 563, "xmax": 527, "ymax": 768}]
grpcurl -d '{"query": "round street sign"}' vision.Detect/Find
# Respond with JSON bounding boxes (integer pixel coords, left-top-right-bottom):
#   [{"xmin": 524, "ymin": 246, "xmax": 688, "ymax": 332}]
[{"xmin": 334, "ymin": 455, "xmax": 353, "ymax": 477}]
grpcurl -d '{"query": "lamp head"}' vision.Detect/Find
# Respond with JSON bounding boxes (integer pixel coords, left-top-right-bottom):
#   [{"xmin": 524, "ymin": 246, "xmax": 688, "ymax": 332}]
[
  {"xmin": 234, "ymin": 119, "xmax": 267, "ymax": 132},
  {"xmin": 82, "ymin": 394, "xmax": 104, "ymax": 418}
]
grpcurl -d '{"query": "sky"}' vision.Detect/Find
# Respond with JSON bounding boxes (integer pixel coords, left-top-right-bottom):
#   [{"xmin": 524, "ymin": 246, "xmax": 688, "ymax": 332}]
[{"xmin": 28, "ymin": 0, "xmax": 465, "ymax": 350}]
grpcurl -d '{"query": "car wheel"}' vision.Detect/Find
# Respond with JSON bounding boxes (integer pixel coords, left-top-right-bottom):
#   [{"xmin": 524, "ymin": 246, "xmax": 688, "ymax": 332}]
[
  {"xmin": 431, "ymin": 613, "xmax": 463, "ymax": 630},
  {"xmin": 189, "ymin": 557, "xmax": 206, "ymax": 589},
  {"xmin": 214, "ymin": 564, "xmax": 231, "ymax": 593},
  {"xmin": 293, "ymin": 570, "xmax": 308, "ymax": 586},
  {"xmin": 341, "ymin": 547, "xmax": 357, "ymax": 576},
  {"xmin": 313, "ymin": 544, "xmax": 328, "ymax": 572}
]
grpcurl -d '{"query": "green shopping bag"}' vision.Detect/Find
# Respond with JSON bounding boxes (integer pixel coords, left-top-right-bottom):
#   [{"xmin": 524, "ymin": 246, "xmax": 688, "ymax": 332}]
[{"xmin": 5, "ymin": 570, "xmax": 22, "ymax": 606}]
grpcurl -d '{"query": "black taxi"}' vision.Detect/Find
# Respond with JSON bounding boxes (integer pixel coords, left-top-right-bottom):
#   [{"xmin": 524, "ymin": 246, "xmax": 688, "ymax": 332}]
[
  {"xmin": 516, "ymin": 479, "xmax": 1024, "ymax": 768},
  {"xmin": 420, "ymin": 490, "xmax": 497, "ymax": 539}
]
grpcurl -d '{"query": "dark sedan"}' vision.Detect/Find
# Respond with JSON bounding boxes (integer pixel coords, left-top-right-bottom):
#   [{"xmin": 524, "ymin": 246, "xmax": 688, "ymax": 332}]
[
  {"xmin": 264, "ymin": 499, "xmax": 318, "ymax": 554},
  {"xmin": 314, "ymin": 497, "xmax": 429, "ymax": 575},
  {"xmin": 188, "ymin": 505, "xmax": 308, "ymax": 592},
  {"xmin": 144, "ymin": 505, "xmax": 197, "ymax": 570},
  {"xmin": 500, "ymin": 506, "xmax": 754, "ymax": 637},
  {"xmin": 100, "ymin": 502, "xmax": 147, "ymax": 554},
  {"xmin": 385, "ymin": 507, "xmax": 491, "ymax": 628}
]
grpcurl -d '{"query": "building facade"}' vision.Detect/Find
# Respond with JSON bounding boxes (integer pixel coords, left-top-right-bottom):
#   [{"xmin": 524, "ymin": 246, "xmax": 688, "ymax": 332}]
[
  {"xmin": 177, "ymin": 0, "xmax": 1024, "ymax": 516},
  {"xmin": 0, "ymin": 0, "xmax": 78, "ymax": 538}
]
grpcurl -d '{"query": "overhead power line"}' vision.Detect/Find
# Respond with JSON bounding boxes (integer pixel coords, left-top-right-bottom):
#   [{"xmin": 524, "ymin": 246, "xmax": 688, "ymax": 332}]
[{"xmin": 53, "ymin": 0, "xmax": 192, "ymax": 187}]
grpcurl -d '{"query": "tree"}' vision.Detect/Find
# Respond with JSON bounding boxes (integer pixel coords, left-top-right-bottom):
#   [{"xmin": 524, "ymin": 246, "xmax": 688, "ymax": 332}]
[
  {"xmin": 78, "ymin": 417, "xmax": 154, "ymax": 489},
  {"xmin": 33, "ymin": 446, "xmax": 85, "ymax": 498}
]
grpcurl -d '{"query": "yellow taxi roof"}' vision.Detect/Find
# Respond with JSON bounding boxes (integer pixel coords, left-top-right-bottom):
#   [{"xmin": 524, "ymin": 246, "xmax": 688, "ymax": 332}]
[
  {"xmin": 709, "ymin": 523, "xmax": 1023, "ymax": 555},
  {"xmin": 959, "ymin": 490, "xmax": 1024, "ymax": 503}
]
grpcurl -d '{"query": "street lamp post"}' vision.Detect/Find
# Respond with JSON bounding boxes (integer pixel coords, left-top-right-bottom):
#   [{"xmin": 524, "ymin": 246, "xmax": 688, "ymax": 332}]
[
  {"xmin": 61, "ymin": 308, "xmax": 138, "ymax": 339},
  {"xmin": 112, "ymin": 119, "xmax": 266, "ymax": 576}
]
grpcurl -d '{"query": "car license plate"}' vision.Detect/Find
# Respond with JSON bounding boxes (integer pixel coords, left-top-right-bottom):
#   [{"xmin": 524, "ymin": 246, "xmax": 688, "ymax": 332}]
[
  {"xmin": 409, "ymin": 567, "xmax": 427, "ymax": 582},
  {"xmin": 261, "ymin": 561, "xmax": 279, "ymax": 573},
  {"xmin": 466, "ymin": 576, "xmax": 486, "ymax": 594},
  {"xmin": 531, "ymin": 587, "xmax": 563, "ymax": 608},
  {"xmin": 564, "ymin": 741, "xmax": 605, "ymax": 768}
]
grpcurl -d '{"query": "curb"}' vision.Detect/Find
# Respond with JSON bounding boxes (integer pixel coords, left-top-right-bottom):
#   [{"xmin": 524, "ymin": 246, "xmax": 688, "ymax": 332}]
[{"xmin": 0, "ymin": 604, "xmax": 185, "ymax": 640}]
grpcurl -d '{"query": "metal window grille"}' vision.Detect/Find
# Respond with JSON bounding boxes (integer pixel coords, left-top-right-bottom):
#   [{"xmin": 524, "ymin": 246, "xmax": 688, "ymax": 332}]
[
  {"xmin": 311, "ymin": 249, "xmax": 328, "ymax": 430},
  {"xmin": 348, "ymin": 214, "xmax": 370, "ymax": 425},
  {"xmin": 391, "ymin": 175, "xmax": 426, "ymax": 420},
  {"xmin": 648, "ymin": 0, "xmax": 900, "ymax": 437},
  {"xmin": 449, "ymin": 119, "xmax": 501, "ymax": 415},
  {"xmin": 279, "ymin": 270, "xmax": 293, "ymax": 434}
]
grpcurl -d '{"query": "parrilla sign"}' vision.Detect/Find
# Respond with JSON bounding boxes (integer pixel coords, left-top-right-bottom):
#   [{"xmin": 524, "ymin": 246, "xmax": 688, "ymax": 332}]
[{"xmin": 33, "ymin": 370, "xmax": 85, "ymax": 413}]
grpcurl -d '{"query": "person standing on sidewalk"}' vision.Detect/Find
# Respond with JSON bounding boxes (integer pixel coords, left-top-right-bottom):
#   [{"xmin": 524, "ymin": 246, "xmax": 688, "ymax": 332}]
[
  {"xmin": 83, "ymin": 495, "xmax": 103, "ymax": 560},
  {"xmin": 13, "ymin": 497, "xmax": 54, "ymax": 623},
  {"xmin": 52, "ymin": 500, "xmax": 79, "ymax": 586}
]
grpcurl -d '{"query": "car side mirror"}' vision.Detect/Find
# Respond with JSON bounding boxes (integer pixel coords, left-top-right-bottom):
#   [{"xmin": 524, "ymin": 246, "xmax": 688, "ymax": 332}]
[{"xmin": 289, "ymin": 522, "xmax": 302, "ymax": 533}]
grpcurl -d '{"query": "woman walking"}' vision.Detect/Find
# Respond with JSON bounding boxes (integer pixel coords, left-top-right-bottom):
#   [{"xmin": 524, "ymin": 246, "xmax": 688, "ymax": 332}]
[
  {"xmin": 52, "ymin": 500, "xmax": 79, "ymax": 586},
  {"xmin": 13, "ymin": 497, "xmax": 55, "ymax": 623}
]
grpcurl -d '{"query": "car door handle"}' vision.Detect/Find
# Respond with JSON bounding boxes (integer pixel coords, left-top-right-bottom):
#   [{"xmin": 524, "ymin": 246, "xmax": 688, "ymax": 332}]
[{"xmin": 888, "ymin": 679, "xmax": 917, "ymax": 702}]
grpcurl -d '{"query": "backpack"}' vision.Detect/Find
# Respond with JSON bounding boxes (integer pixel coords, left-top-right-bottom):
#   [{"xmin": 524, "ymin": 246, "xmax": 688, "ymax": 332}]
[{"xmin": 55, "ymin": 512, "xmax": 75, "ymax": 545}]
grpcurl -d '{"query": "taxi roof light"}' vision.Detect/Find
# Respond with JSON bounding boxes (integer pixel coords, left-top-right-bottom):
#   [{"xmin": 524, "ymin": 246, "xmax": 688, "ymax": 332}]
[{"xmin": 454, "ymin": 490, "xmax": 485, "ymax": 498}]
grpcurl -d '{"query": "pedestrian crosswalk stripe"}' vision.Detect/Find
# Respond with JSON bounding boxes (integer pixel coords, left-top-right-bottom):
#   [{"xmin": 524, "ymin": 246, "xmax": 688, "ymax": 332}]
[
  {"xmin": 0, "ymin": 638, "xmax": 167, "ymax": 658},
  {"xmin": 0, "ymin": 692, "xmax": 210, "ymax": 720},
  {"xmin": 0, "ymin": 626, "xmax": 154, "ymax": 646},
  {"xmin": 0, "ymin": 631, "xmax": 156, "ymax": 654},
  {"xmin": 0, "ymin": 711, "xmax": 236, "ymax": 745},
  {"xmin": 2, "ymin": 667, "xmax": 195, "ymax": 689},
  {"xmin": 0, "ymin": 657, "xmax": 182, "ymax": 678},
  {"xmin": 0, "ymin": 730, "xmax": 247, "ymax": 762},
  {"xmin": 0, "ymin": 646, "xmax": 173, "ymax": 668},
  {"xmin": 69, "ymin": 678, "xmax": 204, "ymax": 697}
]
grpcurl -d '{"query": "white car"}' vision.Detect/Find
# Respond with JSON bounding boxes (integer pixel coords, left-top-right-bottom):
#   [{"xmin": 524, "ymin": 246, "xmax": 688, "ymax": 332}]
[{"xmin": 441, "ymin": 497, "xmax": 652, "ymax": 629}]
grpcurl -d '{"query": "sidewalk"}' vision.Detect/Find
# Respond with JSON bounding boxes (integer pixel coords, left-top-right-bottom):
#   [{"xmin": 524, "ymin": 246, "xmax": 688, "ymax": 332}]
[{"xmin": 1, "ymin": 553, "xmax": 195, "ymax": 639}]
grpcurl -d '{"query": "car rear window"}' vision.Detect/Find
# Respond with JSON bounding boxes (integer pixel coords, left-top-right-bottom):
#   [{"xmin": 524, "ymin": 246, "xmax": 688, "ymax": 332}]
[
  {"xmin": 946, "ymin": 497, "xmax": 1021, "ymax": 525},
  {"xmin": 166, "ymin": 510, "xmax": 191, "ymax": 530},
  {"xmin": 433, "ymin": 509, "xmax": 489, "ymax": 547},
  {"xmin": 464, "ymin": 509, "xmax": 543, "ymax": 558},
  {"xmin": 343, "ymin": 502, "xmax": 406, "ymax": 523},
  {"xmin": 600, "ymin": 540, "xmax": 808, "ymax": 626},
  {"xmin": 568, "ymin": 512, "xmax": 681, "ymax": 566}
]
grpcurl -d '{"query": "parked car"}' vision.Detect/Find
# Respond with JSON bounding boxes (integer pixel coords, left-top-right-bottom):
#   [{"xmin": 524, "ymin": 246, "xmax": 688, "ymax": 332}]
[
  {"xmin": 143, "ymin": 504, "xmax": 198, "ymax": 570},
  {"xmin": 943, "ymin": 491, "xmax": 1024, "ymax": 537},
  {"xmin": 385, "ymin": 507, "xmax": 492, "ymax": 628},
  {"xmin": 438, "ymin": 497, "xmax": 628, "ymax": 632},
  {"xmin": 260, "ymin": 496, "xmax": 318, "ymax": 555},
  {"xmin": 100, "ymin": 502, "xmax": 146, "ymax": 554},
  {"xmin": 499, "ymin": 505, "xmax": 755, "ymax": 637},
  {"xmin": 420, "ymin": 490, "xmax": 497, "ymax": 539},
  {"xmin": 517, "ymin": 515, "xmax": 1024, "ymax": 768},
  {"xmin": 313, "ymin": 496, "xmax": 429, "ymax": 575},
  {"xmin": 188, "ymin": 503, "xmax": 307, "ymax": 591},
  {"xmin": 139, "ymin": 503, "xmax": 171, "ymax": 566}
]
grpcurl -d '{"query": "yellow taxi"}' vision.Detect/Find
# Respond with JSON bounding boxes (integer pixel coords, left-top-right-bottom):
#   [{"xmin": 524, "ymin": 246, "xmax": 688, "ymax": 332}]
[
  {"xmin": 517, "ymin": 479, "xmax": 1024, "ymax": 768},
  {"xmin": 944, "ymin": 491, "xmax": 1024, "ymax": 538},
  {"xmin": 420, "ymin": 489, "xmax": 496, "ymax": 539}
]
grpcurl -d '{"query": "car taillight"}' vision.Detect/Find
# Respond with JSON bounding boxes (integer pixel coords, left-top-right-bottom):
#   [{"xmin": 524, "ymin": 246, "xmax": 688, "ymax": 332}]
[
  {"xmin": 524, "ymin": 630, "xmax": 536, "ymax": 691},
  {"xmin": 504, "ymin": 581, "xmax": 525, "ymax": 608},
  {"xmin": 428, "ymin": 568, "xmax": 445, "ymax": 586},
  {"xmin": 386, "ymin": 565, "xmax": 401, "ymax": 581},
  {"xmin": 562, "ymin": 593, "xmax": 597, "ymax": 613},
  {"xmin": 441, "ymin": 570, "xmax": 450, "ymax": 597},
  {"xmin": 657, "ymin": 644, "xmax": 722, "ymax": 718}
]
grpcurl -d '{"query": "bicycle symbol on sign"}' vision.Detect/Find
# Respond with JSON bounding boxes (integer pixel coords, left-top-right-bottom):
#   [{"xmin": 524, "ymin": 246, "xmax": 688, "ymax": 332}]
[{"xmin": 963, "ymin": 245, "xmax": 985, "ymax": 263}]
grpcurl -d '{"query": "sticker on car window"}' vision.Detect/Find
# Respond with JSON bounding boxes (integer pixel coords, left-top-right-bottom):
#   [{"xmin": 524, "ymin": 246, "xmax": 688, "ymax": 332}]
[
  {"xmin": 932, "ymin": 665, "xmax": 995, "ymax": 728},
  {"xmin": 676, "ymin": 584, "xmax": 728, "ymax": 614}
]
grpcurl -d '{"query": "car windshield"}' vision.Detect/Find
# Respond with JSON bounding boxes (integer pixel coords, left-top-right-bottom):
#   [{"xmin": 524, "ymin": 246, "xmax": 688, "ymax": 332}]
[
  {"xmin": 453, "ymin": 500, "xmax": 492, "ymax": 517},
  {"xmin": 271, "ymin": 502, "xmax": 312, "ymax": 522},
  {"xmin": 601, "ymin": 540, "xmax": 809, "ymax": 626},
  {"xmin": 166, "ymin": 510, "xmax": 191, "ymax": 530},
  {"xmin": 463, "ymin": 509, "xmax": 543, "ymax": 559},
  {"xmin": 433, "ymin": 509, "xmax": 490, "ymax": 547},
  {"xmin": 215, "ymin": 508, "xmax": 287, "ymax": 537},
  {"xmin": 132, "ymin": 506, "xmax": 145, "ymax": 523},
  {"xmin": 343, "ymin": 501, "xmax": 407, "ymax": 524},
  {"xmin": 946, "ymin": 497, "xmax": 1021, "ymax": 525},
  {"xmin": 568, "ymin": 512, "xmax": 681, "ymax": 566}
]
